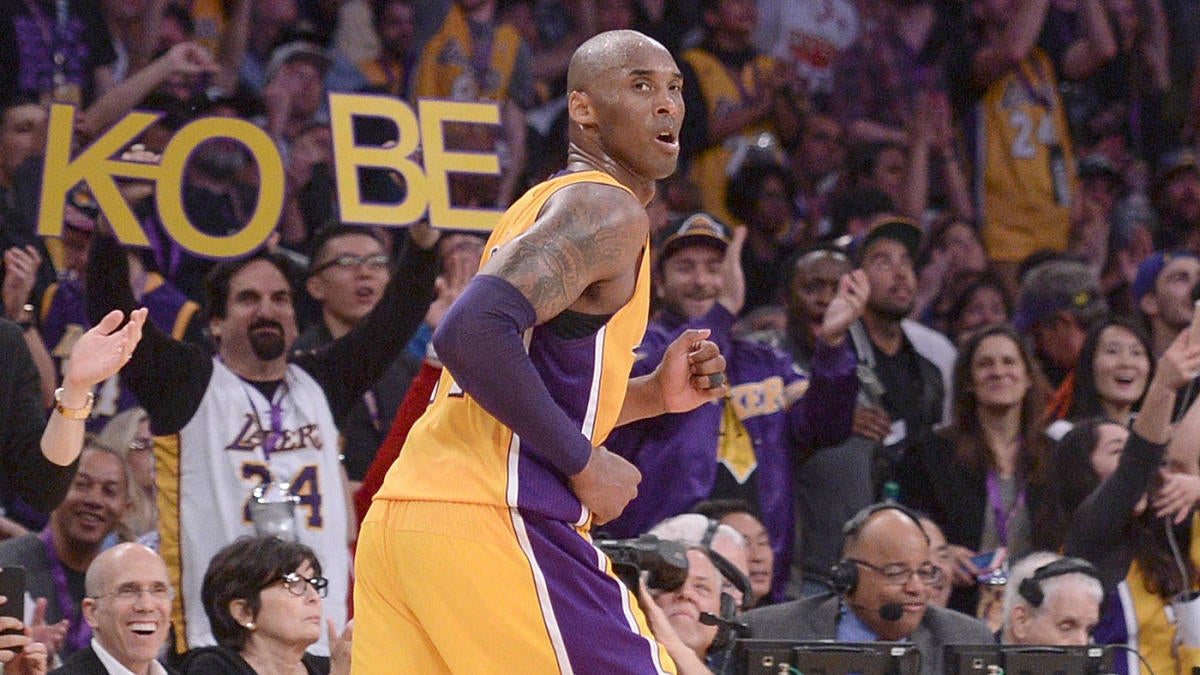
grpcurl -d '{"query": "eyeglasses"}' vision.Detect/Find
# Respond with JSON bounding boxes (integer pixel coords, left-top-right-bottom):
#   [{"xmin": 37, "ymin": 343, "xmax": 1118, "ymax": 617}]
[
  {"xmin": 848, "ymin": 559, "xmax": 943, "ymax": 586},
  {"xmin": 310, "ymin": 253, "xmax": 390, "ymax": 275},
  {"xmin": 93, "ymin": 582, "xmax": 175, "ymax": 603},
  {"xmin": 274, "ymin": 572, "xmax": 328, "ymax": 598}
]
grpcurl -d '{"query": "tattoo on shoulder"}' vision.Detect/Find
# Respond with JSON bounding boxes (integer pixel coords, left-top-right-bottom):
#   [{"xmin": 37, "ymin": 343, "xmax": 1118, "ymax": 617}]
[{"xmin": 492, "ymin": 188, "xmax": 645, "ymax": 319}]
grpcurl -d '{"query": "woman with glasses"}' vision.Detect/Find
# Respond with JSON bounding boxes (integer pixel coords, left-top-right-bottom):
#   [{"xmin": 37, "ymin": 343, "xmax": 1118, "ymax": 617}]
[{"xmin": 183, "ymin": 536, "xmax": 351, "ymax": 675}]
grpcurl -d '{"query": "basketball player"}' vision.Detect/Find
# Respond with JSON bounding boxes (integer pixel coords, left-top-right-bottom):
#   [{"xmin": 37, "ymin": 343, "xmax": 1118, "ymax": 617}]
[{"xmin": 353, "ymin": 29, "xmax": 729, "ymax": 674}]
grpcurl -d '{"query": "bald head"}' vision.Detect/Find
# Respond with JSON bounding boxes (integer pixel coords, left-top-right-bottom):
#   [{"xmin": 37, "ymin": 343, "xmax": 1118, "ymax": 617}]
[
  {"xmin": 567, "ymin": 29, "xmax": 670, "ymax": 93},
  {"xmin": 85, "ymin": 542, "xmax": 167, "ymax": 596},
  {"xmin": 844, "ymin": 509, "xmax": 927, "ymax": 559}
]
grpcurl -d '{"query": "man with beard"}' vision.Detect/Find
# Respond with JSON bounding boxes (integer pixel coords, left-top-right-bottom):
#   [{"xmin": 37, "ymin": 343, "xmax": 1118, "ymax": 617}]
[
  {"xmin": 788, "ymin": 217, "xmax": 950, "ymax": 599},
  {"xmin": 848, "ymin": 217, "xmax": 950, "ymax": 483},
  {"xmin": 0, "ymin": 444, "xmax": 131, "ymax": 662},
  {"xmin": 1134, "ymin": 251, "xmax": 1200, "ymax": 358},
  {"xmin": 83, "ymin": 225, "xmax": 439, "ymax": 656}
]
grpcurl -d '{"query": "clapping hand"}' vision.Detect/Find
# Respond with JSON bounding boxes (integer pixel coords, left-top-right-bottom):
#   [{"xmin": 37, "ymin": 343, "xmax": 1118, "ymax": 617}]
[
  {"xmin": 62, "ymin": 308, "xmax": 148, "ymax": 391},
  {"xmin": 1153, "ymin": 469, "xmax": 1200, "ymax": 524},
  {"xmin": 2, "ymin": 247, "xmax": 41, "ymax": 322}
]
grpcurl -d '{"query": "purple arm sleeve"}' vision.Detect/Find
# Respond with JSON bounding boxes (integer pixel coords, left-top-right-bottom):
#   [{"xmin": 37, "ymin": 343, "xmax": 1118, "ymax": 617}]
[{"xmin": 432, "ymin": 274, "xmax": 594, "ymax": 476}]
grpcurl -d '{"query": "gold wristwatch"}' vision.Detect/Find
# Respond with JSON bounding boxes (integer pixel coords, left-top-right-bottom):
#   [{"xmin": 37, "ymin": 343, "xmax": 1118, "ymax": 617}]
[{"xmin": 54, "ymin": 388, "xmax": 94, "ymax": 420}]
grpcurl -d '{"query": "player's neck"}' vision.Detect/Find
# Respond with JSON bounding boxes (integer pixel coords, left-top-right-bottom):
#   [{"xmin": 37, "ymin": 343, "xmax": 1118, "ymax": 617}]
[{"xmin": 565, "ymin": 146, "xmax": 656, "ymax": 206}]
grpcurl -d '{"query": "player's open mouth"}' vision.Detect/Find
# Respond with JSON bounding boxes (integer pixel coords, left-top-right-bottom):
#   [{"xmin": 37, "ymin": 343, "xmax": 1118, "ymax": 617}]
[
  {"xmin": 656, "ymin": 132, "xmax": 677, "ymax": 146},
  {"xmin": 129, "ymin": 622, "xmax": 157, "ymax": 635}
]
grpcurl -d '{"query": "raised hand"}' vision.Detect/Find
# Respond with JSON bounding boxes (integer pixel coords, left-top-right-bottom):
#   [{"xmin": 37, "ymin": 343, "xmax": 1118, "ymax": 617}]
[
  {"xmin": 817, "ymin": 269, "xmax": 869, "ymax": 346},
  {"xmin": 162, "ymin": 41, "xmax": 219, "ymax": 78},
  {"xmin": 62, "ymin": 308, "xmax": 148, "ymax": 391},
  {"xmin": 716, "ymin": 226, "xmax": 747, "ymax": 316},
  {"xmin": 328, "ymin": 618, "xmax": 353, "ymax": 675},
  {"xmin": 26, "ymin": 599, "xmax": 65, "ymax": 660},
  {"xmin": 1153, "ymin": 321, "xmax": 1200, "ymax": 392},
  {"xmin": 2, "ymin": 246, "xmax": 41, "ymax": 321},
  {"xmin": 425, "ymin": 238, "xmax": 480, "ymax": 331},
  {"xmin": 1153, "ymin": 469, "xmax": 1200, "ymax": 524}
]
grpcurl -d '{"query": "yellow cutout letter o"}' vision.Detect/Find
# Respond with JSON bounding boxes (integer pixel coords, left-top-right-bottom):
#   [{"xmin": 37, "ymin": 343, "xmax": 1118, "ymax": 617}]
[{"xmin": 156, "ymin": 118, "xmax": 285, "ymax": 258}]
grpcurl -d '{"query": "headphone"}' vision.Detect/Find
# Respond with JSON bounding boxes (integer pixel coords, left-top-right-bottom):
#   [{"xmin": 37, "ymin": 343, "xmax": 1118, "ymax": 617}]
[
  {"xmin": 700, "ymin": 518, "xmax": 754, "ymax": 616},
  {"xmin": 1017, "ymin": 557, "xmax": 1103, "ymax": 608},
  {"xmin": 828, "ymin": 502, "xmax": 928, "ymax": 595}
]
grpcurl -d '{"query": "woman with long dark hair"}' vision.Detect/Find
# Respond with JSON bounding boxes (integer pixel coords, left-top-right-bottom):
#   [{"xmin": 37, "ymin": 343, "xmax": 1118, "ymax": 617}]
[
  {"xmin": 1051, "ymin": 315, "xmax": 1153, "ymax": 427},
  {"xmin": 1039, "ymin": 329, "xmax": 1200, "ymax": 674},
  {"xmin": 898, "ymin": 323, "xmax": 1051, "ymax": 615}
]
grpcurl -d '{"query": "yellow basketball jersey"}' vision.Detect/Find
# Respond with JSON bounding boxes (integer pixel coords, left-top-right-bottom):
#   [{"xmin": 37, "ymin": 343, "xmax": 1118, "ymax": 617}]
[
  {"xmin": 976, "ymin": 49, "xmax": 1075, "ymax": 263},
  {"xmin": 681, "ymin": 48, "xmax": 778, "ymax": 226},
  {"xmin": 375, "ymin": 170, "xmax": 651, "ymax": 524}
]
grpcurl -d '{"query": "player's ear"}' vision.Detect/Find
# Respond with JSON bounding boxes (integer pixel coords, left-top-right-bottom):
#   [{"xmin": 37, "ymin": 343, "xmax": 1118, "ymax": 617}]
[{"xmin": 568, "ymin": 90, "xmax": 597, "ymax": 129}]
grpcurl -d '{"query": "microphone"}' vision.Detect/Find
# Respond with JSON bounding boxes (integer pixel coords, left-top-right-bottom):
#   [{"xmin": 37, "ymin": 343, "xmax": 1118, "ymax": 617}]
[
  {"xmin": 879, "ymin": 603, "xmax": 904, "ymax": 622},
  {"xmin": 699, "ymin": 612, "xmax": 750, "ymax": 637}
]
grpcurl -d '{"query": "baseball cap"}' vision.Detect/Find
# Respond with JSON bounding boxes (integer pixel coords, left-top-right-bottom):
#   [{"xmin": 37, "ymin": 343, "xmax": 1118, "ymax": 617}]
[
  {"xmin": 1013, "ymin": 259, "xmax": 1106, "ymax": 332},
  {"xmin": 266, "ymin": 41, "xmax": 332, "ymax": 82},
  {"xmin": 1132, "ymin": 251, "xmax": 1200, "ymax": 301},
  {"xmin": 853, "ymin": 215, "xmax": 922, "ymax": 262},
  {"xmin": 654, "ymin": 212, "xmax": 730, "ymax": 265}
]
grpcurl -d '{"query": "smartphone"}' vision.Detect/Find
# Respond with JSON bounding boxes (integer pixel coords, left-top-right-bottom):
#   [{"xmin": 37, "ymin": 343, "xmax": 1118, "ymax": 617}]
[
  {"xmin": 0, "ymin": 566, "xmax": 23, "ymax": 620},
  {"xmin": 0, "ymin": 566, "xmax": 25, "ymax": 653},
  {"xmin": 970, "ymin": 551, "xmax": 997, "ymax": 571},
  {"xmin": 971, "ymin": 550, "xmax": 1008, "ymax": 585}
]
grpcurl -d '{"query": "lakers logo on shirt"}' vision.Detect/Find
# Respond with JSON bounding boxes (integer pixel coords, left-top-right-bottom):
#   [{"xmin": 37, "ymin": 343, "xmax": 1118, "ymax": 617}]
[{"xmin": 225, "ymin": 413, "xmax": 323, "ymax": 454}]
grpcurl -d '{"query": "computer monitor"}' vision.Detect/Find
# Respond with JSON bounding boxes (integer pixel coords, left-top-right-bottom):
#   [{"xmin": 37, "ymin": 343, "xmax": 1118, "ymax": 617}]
[
  {"xmin": 944, "ymin": 643, "xmax": 1112, "ymax": 675},
  {"xmin": 733, "ymin": 639, "xmax": 921, "ymax": 675}
]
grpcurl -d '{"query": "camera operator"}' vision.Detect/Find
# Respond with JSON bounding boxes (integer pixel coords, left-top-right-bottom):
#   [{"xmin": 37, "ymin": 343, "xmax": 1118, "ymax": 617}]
[
  {"xmin": 639, "ymin": 548, "xmax": 726, "ymax": 675},
  {"xmin": 640, "ymin": 514, "xmax": 754, "ymax": 673}
]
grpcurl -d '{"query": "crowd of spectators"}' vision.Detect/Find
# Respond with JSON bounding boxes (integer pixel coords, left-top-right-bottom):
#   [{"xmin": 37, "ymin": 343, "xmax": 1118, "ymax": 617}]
[{"xmin": 7, "ymin": 0, "xmax": 1200, "ymax": 671}]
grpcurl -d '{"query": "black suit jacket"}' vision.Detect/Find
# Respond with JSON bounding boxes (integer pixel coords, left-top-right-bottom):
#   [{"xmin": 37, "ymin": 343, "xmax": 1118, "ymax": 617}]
[
  {"xmin": 742, "ymin": 593, "xmax": 996, "ymax": 675},
  {"xmin": 50, "ymin": 645, "xmax": 181, "ymax": 675}
]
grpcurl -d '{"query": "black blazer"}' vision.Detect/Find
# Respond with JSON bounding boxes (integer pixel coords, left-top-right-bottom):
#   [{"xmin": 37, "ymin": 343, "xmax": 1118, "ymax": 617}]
[{"xmin": 50, "ymin": 645, "xmax": 182, "ymax": 675}]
